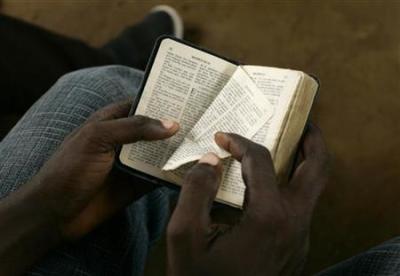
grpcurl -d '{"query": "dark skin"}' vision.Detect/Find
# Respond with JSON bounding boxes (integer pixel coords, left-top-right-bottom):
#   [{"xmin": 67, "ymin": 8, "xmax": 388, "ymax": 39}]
[
  {"xmin": 0, "ymin": 100, "xmax": 180, "ymax": 274},
  {"xmin": 167, "ymin": 128, "xmax": 329, "ymax": 276},
  {"xmin": 0, "ymin": 100, "xmax": 328, "ymax": 275}
]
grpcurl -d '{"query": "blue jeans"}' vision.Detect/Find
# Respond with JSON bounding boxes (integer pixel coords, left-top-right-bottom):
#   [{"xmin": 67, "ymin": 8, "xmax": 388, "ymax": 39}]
[
  {"xmin": 0, "ymin": 65, "xmax": 399, "ymax": 275},
  {"xmin": 0, "ymin": 66, "xmax": 170, "ymax": 275}
]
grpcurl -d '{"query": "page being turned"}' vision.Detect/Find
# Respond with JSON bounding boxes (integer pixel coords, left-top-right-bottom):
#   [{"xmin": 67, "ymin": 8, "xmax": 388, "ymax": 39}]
[
  {"xmin": 162, "ymin": 67, "xmax": 274, "ymax": 171},
  {"xmin": 217, "ymin": 66, "xmax": 302, "ymax": 207},
  {"xmin": 119, "ymin": 38, "xmax": 237, "ymax": 182}
]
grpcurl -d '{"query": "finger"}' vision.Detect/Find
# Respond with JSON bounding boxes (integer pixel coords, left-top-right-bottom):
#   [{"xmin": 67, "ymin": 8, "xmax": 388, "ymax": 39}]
[
  {"xmin": 168, "ymin": 153, "xmax": 222, "ymax": 241},
  {"xmin": 69, "ymin": 100, "xmax": 133, "ymax": 140},
  {"xmin": 215, "ymin": 132, "xmax": 279, "ymax": 208},
  {"xmin": 86, "ymin": 99, "xmax": 133, "ymax": 122},
  {"xmin": 64, "ymin": 171, "xmax": 156, "ymax": 240},
  {"xmin": 293, "ymin": 125, "xmax": 308, "ymax": 169},
  {"xmin": 81, "ymin": 115, "xmax": 179, "ymax": 152},
  {"xmin": 285, "ymin": 124, "xmax": 329, "ymax": 214},
  {"xmin": 288, "ymin": 124, "xmax": 308, "ymax": 179}
]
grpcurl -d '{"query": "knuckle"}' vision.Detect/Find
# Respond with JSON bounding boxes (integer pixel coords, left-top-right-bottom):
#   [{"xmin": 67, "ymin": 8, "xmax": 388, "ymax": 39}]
[
  {"xmin": 131, "ymin": 115, "xmax": 153, "ymax": 138},
  {"xmin": 248, "ymin": 201, "xmax": 288, "ymax": 230},
  {"xmin": 242, "ymin": 144, "xmax": 275, "ymax": 179},
  {"xmin": 131, "ymin": 115, "xmax": 152, "ymax": 140},
  {"xmin": 132, "ymin": 115, "xmax": 150, "ymax": 128},
  {"xmin": 111, "ymin": 105, "xmax": 126, "ymax": 119},
  {"xmin": 186, "ymin": 165, "xmax": 218, "ymax": 190},
  {"xmin": 88, "ymin": 109, "xmax": 106, "ymax": 122},
  {"xmin": 79, "ymin": 122, "xmax": 112, "ymax": 151},
  {"xmin": 188, "ymin": 165, "xmax": 216, "ymax": 181},
  {"xmin": 251, "ymin": 143, "xmax": 271, "ymax": 160},
  {"xmin": 167, "ymin": 220, "xmax": 191, "ymax": 243},
  {"xmin": 244, "ymin": 143, "xmax": 270, "ymax": 165},
  {"xmin": 81, "ymin": 122, "xmax": 102, "ymax": 138}
]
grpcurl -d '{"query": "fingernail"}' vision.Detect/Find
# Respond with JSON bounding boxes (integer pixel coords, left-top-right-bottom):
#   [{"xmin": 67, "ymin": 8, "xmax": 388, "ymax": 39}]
[
  {"xmin": 215, "ymin": 132, "xmax": 228, "ymax": 144},
  {"xmin": 199, "ymin": 152, "xmax": 220, "ymax": 166},
  {"xmin": 161, "ymin": 119, "xmax": 175, "ymax": 129}
]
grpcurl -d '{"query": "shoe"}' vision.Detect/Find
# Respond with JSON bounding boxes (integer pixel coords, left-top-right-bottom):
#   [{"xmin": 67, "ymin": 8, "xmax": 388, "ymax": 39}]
[
  {"xmin": 102, "ymin": 5, "xmax": 184, "ymax": 70},
  {"xmin": 151, "ymin": 5, "xmax": 184, "ymax": 39}
]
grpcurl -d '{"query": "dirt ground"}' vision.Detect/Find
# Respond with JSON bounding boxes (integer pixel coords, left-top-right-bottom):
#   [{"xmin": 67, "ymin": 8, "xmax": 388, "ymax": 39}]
[{"xmin": 2, "ymin": 0, "xmax": 400, "ymax": 274}]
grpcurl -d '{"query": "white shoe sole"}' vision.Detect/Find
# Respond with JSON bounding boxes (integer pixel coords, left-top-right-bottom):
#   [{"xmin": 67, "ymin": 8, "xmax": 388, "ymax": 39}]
[{"xmin": 151, "ymin": 5, "xmax": 184, "ymax": 39}]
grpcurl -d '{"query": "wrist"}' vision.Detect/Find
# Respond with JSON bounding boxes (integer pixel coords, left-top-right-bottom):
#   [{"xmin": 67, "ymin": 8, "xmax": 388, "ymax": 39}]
[
  {"xmin": 2, "ymin": 180, "xmax": 64, "ymax": 245},
  {"xmin": 23, "ymin": 178, "xmax": 66, "ymax": 244}
]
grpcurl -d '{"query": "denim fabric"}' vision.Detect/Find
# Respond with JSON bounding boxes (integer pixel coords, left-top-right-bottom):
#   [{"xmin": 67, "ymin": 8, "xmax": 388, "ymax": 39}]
[
  {"xmin": 317, "ymin": 237, "xmax": 400, "ymax": 276},
  {"xmin": 0, "ymin": 66, "xmax": 170, "ymax": 276}
]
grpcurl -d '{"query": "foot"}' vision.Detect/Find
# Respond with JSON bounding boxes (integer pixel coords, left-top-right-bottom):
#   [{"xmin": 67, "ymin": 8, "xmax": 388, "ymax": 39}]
[
  {"xmin": 102, "ymin": 5, "xmax": 184, "ymax": 70},
  {"xmin": 151, "ymin": 5, "xmax": 184, "ymax": 39}
]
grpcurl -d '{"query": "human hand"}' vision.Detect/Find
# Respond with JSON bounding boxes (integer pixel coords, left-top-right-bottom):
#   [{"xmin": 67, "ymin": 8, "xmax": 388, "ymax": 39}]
[
  {"xmin": 27, "ymin": 100, "xmax": 179, "ymax": 241},
  {"xmin": 167, "ymin": 125, "xmax": 328, "ymax": 276}
]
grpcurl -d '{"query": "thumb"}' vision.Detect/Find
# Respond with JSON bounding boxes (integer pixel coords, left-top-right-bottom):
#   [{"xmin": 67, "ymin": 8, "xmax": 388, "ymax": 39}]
[
  {"xmin": 100, "ymin": 115, "xmax": 180, "ymax": 145},
  {"xmin": 78, "ymin": 115, "xmax": 179, "ymax": 153},
  {"xmin": 168, "ymin": 153, "xmax": 222, "ymax": 241}
]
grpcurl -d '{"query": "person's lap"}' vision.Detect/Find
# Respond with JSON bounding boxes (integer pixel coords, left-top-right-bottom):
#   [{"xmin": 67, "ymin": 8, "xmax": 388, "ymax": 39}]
[
  {"xmin": 0, "ymin": 65, "xmax": 170, "ymax": 275},
  {"xmin": 1, "ymin": 65, "xmax": 400, "ymax": 276},
  {"xmin": 316, "ymin": 236, "xmax": 400, "ymax": 275}
]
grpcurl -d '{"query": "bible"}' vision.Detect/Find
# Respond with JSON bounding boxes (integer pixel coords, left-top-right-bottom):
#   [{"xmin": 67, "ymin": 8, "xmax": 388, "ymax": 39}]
[{"xmin": 117, "ymin": 36, "xmax": 319, "ymax": 208}]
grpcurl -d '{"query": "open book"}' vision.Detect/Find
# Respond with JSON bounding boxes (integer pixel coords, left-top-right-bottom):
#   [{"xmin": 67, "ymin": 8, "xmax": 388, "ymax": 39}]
[{"xmin": 118, "ymin": 37, "xmax": 318, "ymax": 208}]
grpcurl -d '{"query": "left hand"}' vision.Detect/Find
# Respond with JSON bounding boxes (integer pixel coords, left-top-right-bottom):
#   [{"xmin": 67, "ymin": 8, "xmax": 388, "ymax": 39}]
[{"xmin": 27, "ymin": 100, "xmax": 179, "ymax": 241}]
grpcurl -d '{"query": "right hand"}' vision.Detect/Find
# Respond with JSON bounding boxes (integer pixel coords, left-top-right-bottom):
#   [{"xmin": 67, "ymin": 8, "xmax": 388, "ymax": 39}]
[{"xmin": 167, "ymin": 125, "xmax": 329, "ymax": 276}]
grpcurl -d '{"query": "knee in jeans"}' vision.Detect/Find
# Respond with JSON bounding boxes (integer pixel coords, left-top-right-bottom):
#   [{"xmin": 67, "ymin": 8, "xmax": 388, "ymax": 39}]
[{"xmin": 54, "ymin": 65, "xmax": 143, "ymax": 102}]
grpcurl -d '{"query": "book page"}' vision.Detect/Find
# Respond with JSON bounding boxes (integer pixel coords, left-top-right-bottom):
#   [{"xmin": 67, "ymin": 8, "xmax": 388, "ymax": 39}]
[
  {"xmin": 119, "ymin": 38, "xmax": 238, "ymax": 182},
  {"xmin": 162, "ymin": 67, "xmax": 274, "ymax": 171},
  {"xmin": 243, "ymin": 66, "xmax": 302, "ymax": 150},
  {"xmin": 217, "ymin": 66, "xmax": 302, "ymax": 207}
]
